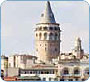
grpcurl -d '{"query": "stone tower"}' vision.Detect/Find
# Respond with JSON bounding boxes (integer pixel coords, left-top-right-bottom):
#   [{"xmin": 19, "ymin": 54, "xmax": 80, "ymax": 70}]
[
  {"xmin": 72, "ymin": 37, "xmax": 84, "ymax": 59},
  {"xmin": 35, "ymin": 1, "xmax": 61, "ymax": 62}
]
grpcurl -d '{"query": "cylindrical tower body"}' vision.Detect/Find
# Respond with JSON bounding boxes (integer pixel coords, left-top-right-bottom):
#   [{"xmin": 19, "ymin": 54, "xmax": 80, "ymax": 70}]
[{"xmin": 35, "ymin": 1, "xmax": 61, "ymax": 62}]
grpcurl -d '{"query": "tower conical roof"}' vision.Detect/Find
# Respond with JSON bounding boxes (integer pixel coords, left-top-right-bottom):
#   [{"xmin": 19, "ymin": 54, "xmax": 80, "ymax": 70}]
[{"xmin": 40, "ymin": 1, "xmax": 56, "ymax": 23}]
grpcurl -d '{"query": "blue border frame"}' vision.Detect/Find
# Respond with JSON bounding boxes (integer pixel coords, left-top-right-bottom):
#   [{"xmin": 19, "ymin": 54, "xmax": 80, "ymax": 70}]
[{"xmin": 0, "ymin": 0, "xmax": 89, "ymax": 82}]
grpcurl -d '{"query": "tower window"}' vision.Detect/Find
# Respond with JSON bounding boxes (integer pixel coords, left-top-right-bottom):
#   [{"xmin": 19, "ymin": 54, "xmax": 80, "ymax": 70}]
[
  {"xmin": 45, "ymin": 44, "xmax": 46, "ymax": 46},
  {"xmin": 39, "ymin": 27, "xmax": 42, "ymax": 30},
  {"xmin": 44, "ymin": 33, "xmax": 47, "ymax": 40},
  {"xmin": 45, "ymin": 47, "xmax": 46, "ymax": 51},
  {"xmin": 36, "ymin": 33, "xmax": 38, "ymax": 37},
  {"xmin": 55, "ymin": 33, "xmax": 58, "ymax": 40},
  {"xmin": 39, "ymin": 33, "xmax": 42, "ymax": 40},
  {"xmin": 55, "ymin": 27, "xmax": 58, "ymax": 30},
  {"xmin": 43, "ymin": 27, "xmax": 47, "ymax": 30},
  {"xmin": 55, "ymin": 48, "xmax": 57, "ymax": 51},
  {"xmin": 49, "ymin": 33, "xmax": 54, "ymax": 40},
  {"xmin": 49, "ymin": 27, "xmax": 53, "ymax": 30}
]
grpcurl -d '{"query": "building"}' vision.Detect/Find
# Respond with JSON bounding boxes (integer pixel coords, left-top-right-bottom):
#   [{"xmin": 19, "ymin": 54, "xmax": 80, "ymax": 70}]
[
  {"xmin": 1, "ymin": 55, "xmax": 8, "ymax": 77},
  {"xmin": 57, "ymin": 58, "xmax": 89, "ymax": 81},
  {"xmin": 8, "ymin": 54, "xmax": 37, "ymax": 69},
  {"xmin": 35, "ymin": 1, "xmax": 61, "ymax": 62},
  {"xmin": 19, "ymin": 64, "xmax": 57, "ymax": 81},
  {"xmin": 72, "ymin": 37, "xmax": 84, "ymax": 59},
  {"xmin": 57, "ymin": 37, "xmax": 89, "ymax": 81}
]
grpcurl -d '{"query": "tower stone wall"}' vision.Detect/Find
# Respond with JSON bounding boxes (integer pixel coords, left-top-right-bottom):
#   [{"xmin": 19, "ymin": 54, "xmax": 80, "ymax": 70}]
[{"xmin": 35, "ymin": 1, "xmax": 61, "ymax": 62}]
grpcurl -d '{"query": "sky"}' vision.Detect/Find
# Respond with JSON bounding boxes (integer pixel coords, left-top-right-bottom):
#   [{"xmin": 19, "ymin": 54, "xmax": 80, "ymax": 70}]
[{"xmin": 1, "ymin": 1, "xmax": 89, "ymax": 56}]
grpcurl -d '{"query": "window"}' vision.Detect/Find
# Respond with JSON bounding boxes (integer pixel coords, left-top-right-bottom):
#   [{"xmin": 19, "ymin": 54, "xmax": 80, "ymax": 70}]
[
  {"xmin": 63, "ymin": 68, "xmax": 69, "ymax": 75},
  {"xmin": 50, "ymin": 70, "xmax": 54, "ymax": 74},
  {"xmin": 25, "ymin": 71, "xmax": 27, "ymax": 74},
  {"xmin": 82, "ymin": 79, "xmax": 85, "ymax": 81},
  {"xmin": 55, "ymin": 27, "xmax": 58, "ymax": 30},
  {"xmin": 39, "ymin": 27, "xmax": 42, "ymax": 30},
  {"xmin": 55, "ymin": 33, "xmax": 58, "ymax": 40},
  {"xmin": 44, "ymin": 33, "xmax": 47, "ymax": 40},
  {"xmin": 43, "ymin": 78, "xmax": 46, "ymax": 81},
  {"xmin": 49, "ymin": 27, "xmax": 53, "ymax": 30},
  {"xmin": 54, "ymin": 78, "xmax": 57, "ymax": 81},
  {"xmin": 58, "ymin": 27, "xmax": 60, "ymax": 31},
  {"xmin": 30, "ymin": 71, "xmax": 32, "ymax": 74},
  {"xmin": 46, "ymin": 71, "xmax": 49, "ymax": 74},
  {"xmin": 55, "ymin": 48, "xmax": 57, "ymax": 52},
  {"xmin": 60, "ymin": 79, "xmax": 64, "ymax": 81},
  {"xmin": 43, "ymin": 27, "xmax": 47, "ymax": 30},
  {"xmin": 21, "ymin": 71, "xmax": 24, "ymax": 74},
  {"xmin": 45, "ymin": 48, "xmax": 46, "ymax": 51},
  {"xmin": 39, "ymin": 33, "xmax": 42, "ymax": 40},
  {"xmin": 68, "ymin": 79, "xmax": 73, "ymax": 81},
  {"xmin": 49, "ymin": 33, "xmax": 54, "ymax": 40},
  {"xmin": 75, "ymin": 78, "xmax": 78, "ymax": 81},
  {"xmin": 41, "ymin": 71, "xmax": 43, "ymax": 74},
  {"xmin": 74, "ymin": 69, "xmax": 80, "ymax": 74},
  {"xmin": 45, "ymin": 44, "xmax": 46, "ymax": 46},
  {"xmin": 49, "ymin": 78, "xmax": 52, "ymax": 81},
  {"xmin": 36, "ymin": 33, "xmax": 38, "ymax": 37}
]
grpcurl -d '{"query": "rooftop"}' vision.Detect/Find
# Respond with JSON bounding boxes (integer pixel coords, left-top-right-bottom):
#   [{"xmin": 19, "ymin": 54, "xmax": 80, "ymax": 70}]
[{"xmin": 39, "ymin": 1, "xmax": 56, "ymax": 23}]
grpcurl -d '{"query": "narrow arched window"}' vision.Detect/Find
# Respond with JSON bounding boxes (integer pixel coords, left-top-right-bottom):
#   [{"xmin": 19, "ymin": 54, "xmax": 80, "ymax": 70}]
[
  {"xmin": 49, "ymin": 27, "xmax": 53, "ymax": 30},
  {"xmin": 43, "ymin": 27, "xmax": 47, "ymax": 30},
  {"xmin": 44, "ymin": 33, "xmax": 47, "ymax": 40},
  {"xmin": 39, "ymin": 27, "xmax": 42, "ymax": 30},
  {"xmin": 55, "ymin": 33, "xmax": 58, "ymax": 40},
  {"xmin": 36, "ymin": 33, "xmax": 38, "ymax": 37},
  {"xmin": 55, "ymin": 27, "xmax": 58, "ymax": 30},
  {"xmin": 49, "ymin": 33, "xmax": 54, "ymax": 40},
  {"xmin": 39, "ymin": 33, "xmax": 42, "ymax": 40}
]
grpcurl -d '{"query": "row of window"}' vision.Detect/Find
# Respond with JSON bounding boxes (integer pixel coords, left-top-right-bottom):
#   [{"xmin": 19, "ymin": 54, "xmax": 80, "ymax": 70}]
[
  {"xmin": 42, "ymin": 78, "xmax": 85, "ymax": 81},
  {"xmin": 60, "ymin": 78, "xmax": 86, "ymax": 81},
  {"xmin": 61, "ymin": 68, "xmax": 89, "ymax": 75},
  {"xmin": 36, "ymin": 33, "xmax": 59, "ymax": 40},
  {"xmin": 20, "ymin": 69, "xmax": 89, "ymax": 75},
  {"xmin": 35, "ymin": 27, "xmax": 60, "ymax": 31},
  {"xmin": 21, "ymin": 70, "xmax": 54, "ymax": 74}
]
